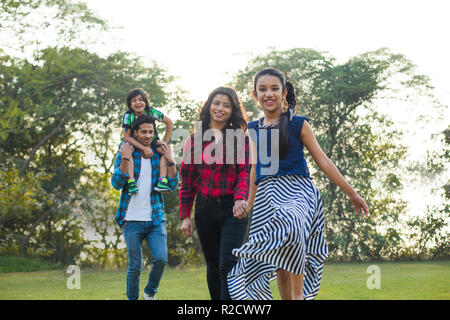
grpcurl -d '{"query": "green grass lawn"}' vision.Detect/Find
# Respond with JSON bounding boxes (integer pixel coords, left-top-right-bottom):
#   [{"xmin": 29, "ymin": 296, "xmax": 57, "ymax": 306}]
[{"xmin": 0, "ymin": 261, "xmax": 449, "ymax": 300}]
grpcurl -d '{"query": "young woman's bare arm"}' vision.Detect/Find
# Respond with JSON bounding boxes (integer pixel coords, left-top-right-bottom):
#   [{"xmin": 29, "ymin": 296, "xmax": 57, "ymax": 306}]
[{"xmin": 301, "ymin": 121, "xmax": 369, "ymax": 217}]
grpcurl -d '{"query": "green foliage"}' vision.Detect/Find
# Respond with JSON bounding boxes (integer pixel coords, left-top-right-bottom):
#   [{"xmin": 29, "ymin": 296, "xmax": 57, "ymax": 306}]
[
  {"xmin": 31, "ymin": 215, "xmax": 91, "ymax": 265},
  {"xmin": 164, "ymin": 189, "xmax": 203, "ymax": 267},
  {"xmin": 81, "ymin": 247, "xmax": 128, "ymax": 269},
  {"xmin": 404, "ymin": 126, "xmax": 450, "ymax": 260},
  {"xmin": 406, "ymin": 202, "xmax": 450, "ymax": 260},
  {"xmin": 1, "ymin": 0, "xmax": 446, "ymax": 265},
  {"xmin": 0, "ymin": 255, "xmax": 62, "ymax": 273},
  {"xmin": 0, "ymin": 166, "xmax": 51, "ymax": 249},
  {"xmin": 0, "ymin": 43, "xmax": 180, "ymax": 263}
]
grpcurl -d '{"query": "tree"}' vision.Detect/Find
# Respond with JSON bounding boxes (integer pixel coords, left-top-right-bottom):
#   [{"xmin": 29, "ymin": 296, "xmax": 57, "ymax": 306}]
[
  {"xmin": 405, "ymin": 126, "xmax": 450, "ymax": 260},
  {"xmin": 0, "ymin": 0, "xmax": 193, "ymax": 265},
  {"xmin": 230, "ymin": 47, "xmax": 438, "ymax": 261},
  {"xmin": 0, "ymin": 46, "xmax": 179, "ymax": 260}
]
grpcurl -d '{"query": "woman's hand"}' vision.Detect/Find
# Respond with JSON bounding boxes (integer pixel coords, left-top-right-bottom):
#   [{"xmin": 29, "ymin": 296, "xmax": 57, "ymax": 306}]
[
  {"xmin": 233, "ymin": 200, "xmax": 250, "ymax": 219},
  {"xmin": 180, "ymin": 217, "xmax": 194, "ymax": 237},
  {"xmin": 349, "ymin": 193, "xmax": 369, "ymax": 217}
]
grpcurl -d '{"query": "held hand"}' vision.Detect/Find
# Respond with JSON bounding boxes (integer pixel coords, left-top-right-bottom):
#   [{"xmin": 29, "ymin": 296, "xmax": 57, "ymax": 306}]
[
  {"xmin": 180, "ymin": 217, "xmax": 194, "ymax": 237},
  {"xmin": 349, "ymin": 193, "xmax": 369, "ymax": 217},
  {"xmin": 233, "ymin": 200, "xmax": 249, "ymax": 219},
  {"xmin": 119, "ymin": 142, "xmax": 134, "ymax": 159}
]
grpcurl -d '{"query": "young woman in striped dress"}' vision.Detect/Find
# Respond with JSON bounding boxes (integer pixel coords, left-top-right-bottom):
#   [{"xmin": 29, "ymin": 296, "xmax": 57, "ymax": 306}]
[{"xmin": 228, "ymin": 68, "xmax": 369, "ymax": 300}]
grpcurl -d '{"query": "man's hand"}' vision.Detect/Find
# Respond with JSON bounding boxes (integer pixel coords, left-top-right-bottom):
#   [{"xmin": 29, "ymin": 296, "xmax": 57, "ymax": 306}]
[
  {"xmin": 180, "ymin": 217, "xmax": 194, "ymax": 237},
  {"xmin": 120, "ymin": 142, "xmax": 134, "ymax": 160},
  {"xmin": 156, "ymin": 139, "xmax": 169, "ymax": 149},
  {"xmin": 160, "ymin": 143, "xmax": 175, "ymax": 163}
]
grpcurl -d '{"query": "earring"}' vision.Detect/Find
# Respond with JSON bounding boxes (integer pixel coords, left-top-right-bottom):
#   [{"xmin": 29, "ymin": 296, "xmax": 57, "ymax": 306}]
[{"xmin": 282, "ymin": 98, "xmax": 288, "ymax": 111}]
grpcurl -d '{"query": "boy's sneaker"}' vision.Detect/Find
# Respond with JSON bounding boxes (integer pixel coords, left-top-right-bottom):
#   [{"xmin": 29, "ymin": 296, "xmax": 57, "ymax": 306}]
[
  {"xmin": 128, "ymin": 179, "xmax": 139, "ymax": 195},
  {"xmin": 154, "ymin": 177, "xmax": 171, "ymax": 193},
  {"xmin": 143, "ymin": 292, "xmax": 156, "ymax": 300}
]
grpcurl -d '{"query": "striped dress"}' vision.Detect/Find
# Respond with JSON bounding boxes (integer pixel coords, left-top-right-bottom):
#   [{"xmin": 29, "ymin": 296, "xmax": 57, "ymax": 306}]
[{"xmin": 228, "ymin": 174, "xmax": 329, "ymax": 300}]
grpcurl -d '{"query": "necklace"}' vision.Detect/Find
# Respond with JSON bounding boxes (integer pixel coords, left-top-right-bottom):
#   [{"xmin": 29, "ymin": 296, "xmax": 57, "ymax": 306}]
[
  {"xmin": 259, "ymin": 117, "xmax": 279, "ymax": 129},
  {"xmin": 262, "ymin": 117, "xmax": 279, "ymax": 126}
]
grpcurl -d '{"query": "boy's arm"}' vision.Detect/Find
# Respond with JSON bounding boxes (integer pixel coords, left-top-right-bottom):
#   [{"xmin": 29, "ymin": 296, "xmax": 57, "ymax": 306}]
[
  {"xmin": 123, "ymin": 128, "xmax": 153, "ymax": 158},
  {"xmin": 123, "ymin": 128, "xmax": 148, "ymax": 151},
  {"xmin": 161, "ymin": 115, "xmax": 174, "ymax": 144}
]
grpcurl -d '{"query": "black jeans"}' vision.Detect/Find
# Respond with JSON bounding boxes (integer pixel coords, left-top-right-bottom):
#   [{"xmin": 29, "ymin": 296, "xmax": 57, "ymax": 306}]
[{"xmin": 194, "ymin": 194, "xmax": 248, "ymax": 300}]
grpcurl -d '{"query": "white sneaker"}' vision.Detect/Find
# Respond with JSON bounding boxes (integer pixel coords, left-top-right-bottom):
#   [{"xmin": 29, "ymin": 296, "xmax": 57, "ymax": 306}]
[{"xmin": 143, "ymin": 292, "xmax": 156, "ymax": 300}]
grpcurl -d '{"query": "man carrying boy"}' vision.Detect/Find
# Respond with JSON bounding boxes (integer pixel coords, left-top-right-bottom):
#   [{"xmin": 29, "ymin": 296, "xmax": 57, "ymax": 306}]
[
  {"xmin": 122, "ymin": 88, "xmax": 174, "ymax": 194},
  {"xmin": 111, "ymin": 115, "xmax": 179, "ymax": 300}
]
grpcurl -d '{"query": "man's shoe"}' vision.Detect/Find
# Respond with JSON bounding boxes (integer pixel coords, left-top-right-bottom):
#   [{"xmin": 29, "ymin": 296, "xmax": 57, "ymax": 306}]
[{"xmin": 143, "ymin": 292, "xmax": 156, "ymax": 300}]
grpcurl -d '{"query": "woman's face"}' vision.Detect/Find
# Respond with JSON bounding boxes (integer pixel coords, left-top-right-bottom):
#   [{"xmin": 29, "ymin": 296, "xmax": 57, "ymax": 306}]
[
  {"xmin": 253, "ymin": 74, "xmax": 287, "ymax": 114},
  {"xmin": 209, "ymin": 94, "xmax": 233, "ymax": 125}
]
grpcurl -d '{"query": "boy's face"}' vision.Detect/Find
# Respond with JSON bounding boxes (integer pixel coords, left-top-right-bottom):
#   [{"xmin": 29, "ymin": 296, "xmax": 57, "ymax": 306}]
[
  {"xmin": 134, "ymin": 123, "xmax": 154, "ymax": 147},
  {"xmin": 130, "ymin": 94, "xmax": 147, "ymax": 115}
]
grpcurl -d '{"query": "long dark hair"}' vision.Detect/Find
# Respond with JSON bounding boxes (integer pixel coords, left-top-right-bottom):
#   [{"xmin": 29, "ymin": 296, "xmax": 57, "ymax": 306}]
[
  {"xmin": 198, "ymin": 86, "xmax": 248, "ymax": 134},
  {"xmin": 188, "ymin": 87, "xmax": 248, "ymax": 165},
  {"xmin": 253, "ymin": 68, "xmax": 297, "ymax": 159}
]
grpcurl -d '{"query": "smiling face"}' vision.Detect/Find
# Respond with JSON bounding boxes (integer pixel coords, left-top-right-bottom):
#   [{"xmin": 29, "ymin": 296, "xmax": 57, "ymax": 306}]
[
  {"xmin": 130, "ymin": 94, "xmax": 147, "ymax": 116},
  {"xmin": 253, "ymin": 74, "xmax": 287, "ymax": 115},
  {"xmin": 209, "ymin": 94, "xmax": 233, "ymax": 126},
  {"xmin": 134, "ymin": 122, "xmax": 154, "ymax": 147}
]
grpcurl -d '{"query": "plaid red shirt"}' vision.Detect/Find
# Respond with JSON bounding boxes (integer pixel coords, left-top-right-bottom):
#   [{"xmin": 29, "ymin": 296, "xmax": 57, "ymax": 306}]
[{"xmin": 179, "ymin": 134, "xmax": 250, "ymax": 219}]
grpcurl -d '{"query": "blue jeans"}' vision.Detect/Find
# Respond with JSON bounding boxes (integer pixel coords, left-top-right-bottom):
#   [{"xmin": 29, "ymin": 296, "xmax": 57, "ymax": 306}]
[{"xmin": 123, "ymin": 221, "xmax": 168, "ymax": 300}]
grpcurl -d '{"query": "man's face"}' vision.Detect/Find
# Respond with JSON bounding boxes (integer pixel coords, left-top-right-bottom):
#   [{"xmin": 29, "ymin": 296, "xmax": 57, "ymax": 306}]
[{"xmin": 134, "ymin": 122, "xmax": 154, "ymax": 147}]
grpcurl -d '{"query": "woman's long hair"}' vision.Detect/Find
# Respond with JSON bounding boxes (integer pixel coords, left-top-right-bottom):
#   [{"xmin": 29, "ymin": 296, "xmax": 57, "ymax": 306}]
[
  {"xmin": 189, "ymin": 87, "xmax": 248, "ymax": 165},
  {"xmin": 253, "ymin": 68, "xmax": 297, "ymax": 159},
  {"xmin": 198, "ymin": 86, "xmax": 248, "ymax": 134}
]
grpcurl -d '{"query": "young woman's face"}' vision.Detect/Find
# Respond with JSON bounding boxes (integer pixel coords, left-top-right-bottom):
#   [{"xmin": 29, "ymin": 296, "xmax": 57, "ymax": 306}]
[
  {"xmin": 209, "ymin": 94, "xmax": 233, "ymax": 125},
  {"xmin": 253, "ymin": 74, "xmax": 287, "ymax": 114},
  {"xmin": 130, "ymin": 94, "xmax": 146, "ymax": 115}
]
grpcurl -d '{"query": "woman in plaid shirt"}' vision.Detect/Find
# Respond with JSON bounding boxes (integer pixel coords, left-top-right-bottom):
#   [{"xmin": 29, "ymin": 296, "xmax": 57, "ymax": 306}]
[{"xmin": 179, "ymin": 87, "xmax": 251, "ymax": 300}]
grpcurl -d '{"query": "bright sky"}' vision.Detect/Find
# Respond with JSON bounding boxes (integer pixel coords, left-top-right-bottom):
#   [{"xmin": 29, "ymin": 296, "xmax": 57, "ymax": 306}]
[
  {"xmin": 86, "ymin": 0, "xmax": 450, "ymax": 107},
  {"xmin": 85, "ymin": 0, "xmax": 448, "ymax": 217}
]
